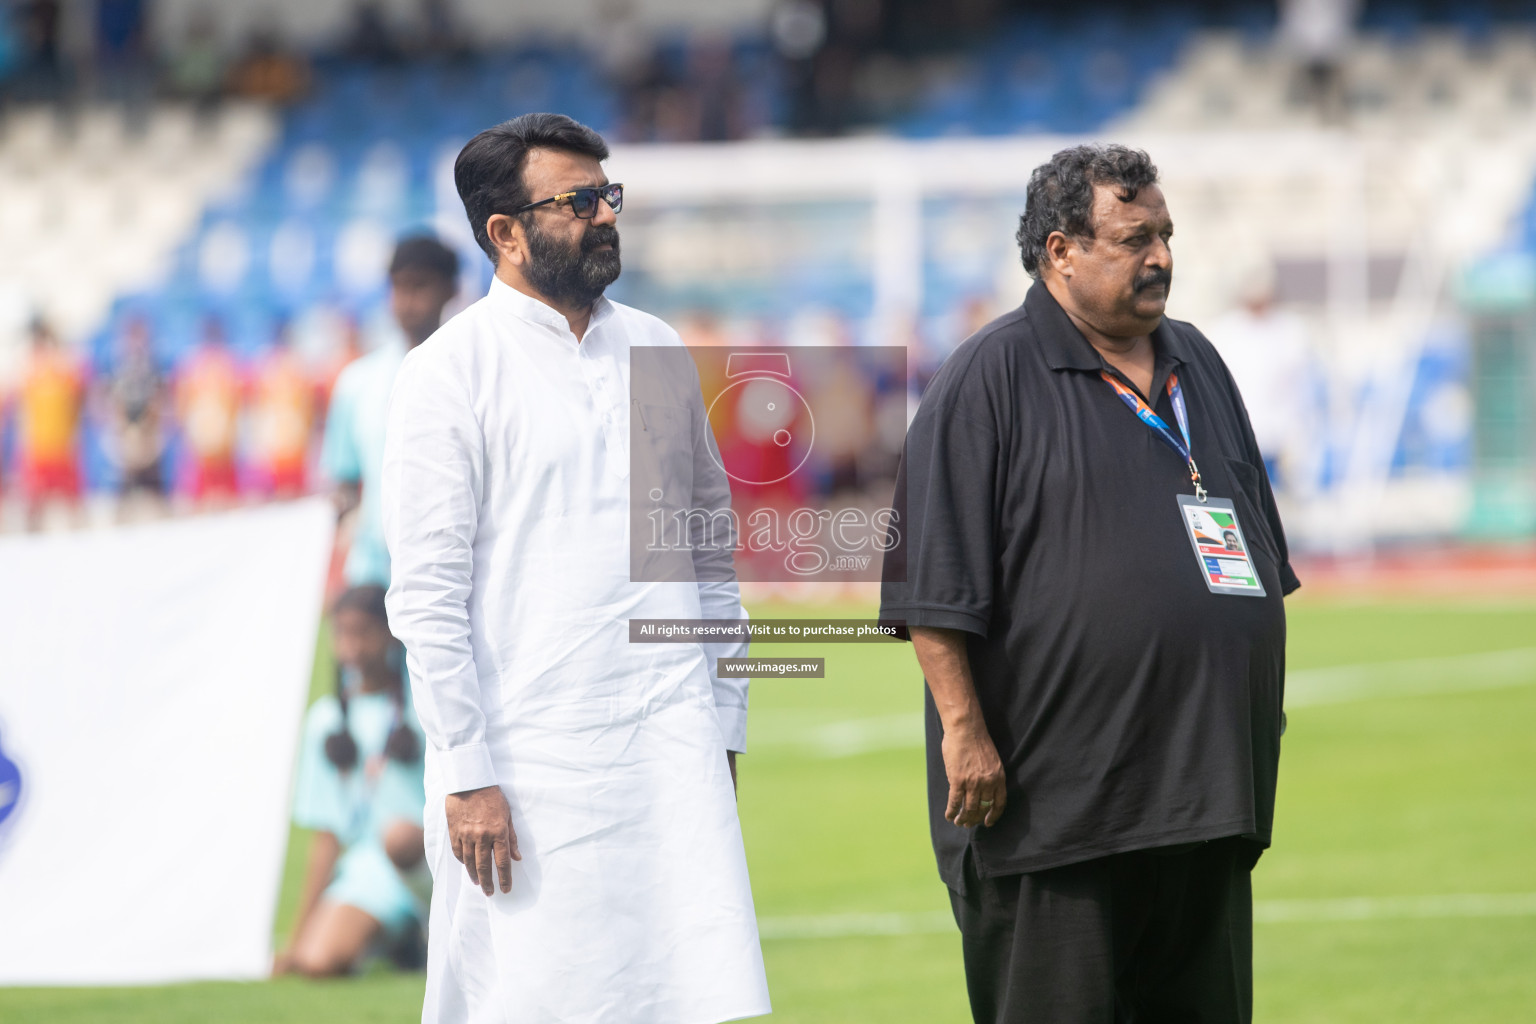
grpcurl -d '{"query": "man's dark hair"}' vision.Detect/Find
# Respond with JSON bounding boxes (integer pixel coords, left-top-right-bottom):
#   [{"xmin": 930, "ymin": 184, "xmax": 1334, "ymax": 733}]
[
  {"xmin": 454, "ymin": 112, "xmax": 610, "ymax": 264},
  {"xmin": 1016, "ymin": 144, "xmax": 1160, "ymax": 280},
  {"xmin": 389, "ymin": 234, "xmax": 459, "ymax": 282}
]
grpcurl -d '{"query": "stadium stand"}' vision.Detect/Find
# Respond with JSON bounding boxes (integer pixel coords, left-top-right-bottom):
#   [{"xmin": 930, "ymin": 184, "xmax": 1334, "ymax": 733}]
[
  {"xmin": 37, "ymin": 7, "xmax": 1189, "ymax": 381},
  {"xmin": 1110, "ymin": 19, "xmax": 1536, "ymax": 539},
  {"xmin": 895, "ymin": 7, "xmax": 1219, "ymax": 137},
  {"xmin": 0, "ymin": 101, "xmax": 274, "ymax": 368},
  {"xmin": 2, "ymin": 0, "xmax": 1536, "ymax": 539}
]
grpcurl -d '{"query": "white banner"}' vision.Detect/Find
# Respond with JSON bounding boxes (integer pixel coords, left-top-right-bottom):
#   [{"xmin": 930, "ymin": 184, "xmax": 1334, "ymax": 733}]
[{"xmin": 0, "ymin": 499, "xmax": 334, "ymax": 984}]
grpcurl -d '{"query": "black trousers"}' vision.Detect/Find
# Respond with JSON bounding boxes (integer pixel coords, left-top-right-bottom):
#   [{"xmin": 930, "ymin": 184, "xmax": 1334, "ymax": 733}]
[{"xmin": 948, "ymin": 838, "xmax": 1256, "ymax": 1024}]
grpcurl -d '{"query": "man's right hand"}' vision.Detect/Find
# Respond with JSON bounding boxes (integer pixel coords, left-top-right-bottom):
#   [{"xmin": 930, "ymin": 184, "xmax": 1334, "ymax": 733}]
[
  {"xmin": 941, "ymin": 719, "xmax": 1007, "ymax": 829},
  {"xmin": 446, "ymin": 785, "xmax": 519, "ymax": 896}
]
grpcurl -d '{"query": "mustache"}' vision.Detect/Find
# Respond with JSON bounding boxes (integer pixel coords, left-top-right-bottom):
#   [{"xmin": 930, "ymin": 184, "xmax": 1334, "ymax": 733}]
[
  {"xmin": 1135, "ymin": 267, "xmax": 1172, "ymax": 292},
  {"xmin": 582, "ymin": 224, "xmax": 620, "ymax": 253}
]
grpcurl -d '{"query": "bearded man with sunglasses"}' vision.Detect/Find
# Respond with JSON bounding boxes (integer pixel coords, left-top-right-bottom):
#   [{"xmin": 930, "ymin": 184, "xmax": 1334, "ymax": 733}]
[{"xmin": 382, "ymin": 113, "xmax": 769, "ymax": 1023}]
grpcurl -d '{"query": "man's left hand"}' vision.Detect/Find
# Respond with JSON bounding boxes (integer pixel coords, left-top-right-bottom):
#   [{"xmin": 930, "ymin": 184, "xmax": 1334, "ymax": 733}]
[
  {"xmin": 446, "ymin": 785, "xmax": 519, "ymax": 897},
  {"xmin": 941, "ymin": 720, "xmax": 1007, "ymax": 829}
]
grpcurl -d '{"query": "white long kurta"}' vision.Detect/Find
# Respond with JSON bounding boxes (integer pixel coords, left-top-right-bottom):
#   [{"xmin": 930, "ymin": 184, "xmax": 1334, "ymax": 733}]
[{"xmin": 381, "ymin": 278, "xmax": 770, "ymax": 1024}]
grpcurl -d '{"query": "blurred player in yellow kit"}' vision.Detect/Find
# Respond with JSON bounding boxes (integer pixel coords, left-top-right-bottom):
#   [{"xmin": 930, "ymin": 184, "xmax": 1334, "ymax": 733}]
[
  {"xmin": 13, "ymin": 320, "xmax": 86, "ymax": 530},
  {"xmin": 249, "ymin": 323, "xmax": 321, "ymax": 498}
]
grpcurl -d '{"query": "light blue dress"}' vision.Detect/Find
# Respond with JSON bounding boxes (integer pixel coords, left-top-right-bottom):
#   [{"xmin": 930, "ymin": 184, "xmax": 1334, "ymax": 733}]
[{"xmin": 292, "ymin": 680, "xmax": 427, "ymax": 935}]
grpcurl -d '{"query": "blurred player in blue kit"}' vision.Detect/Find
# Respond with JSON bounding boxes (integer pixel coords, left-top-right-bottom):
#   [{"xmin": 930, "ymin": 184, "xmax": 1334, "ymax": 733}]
[{"xmin": 322, "ymin": 236, "xmax": 460, "ymax": 587}]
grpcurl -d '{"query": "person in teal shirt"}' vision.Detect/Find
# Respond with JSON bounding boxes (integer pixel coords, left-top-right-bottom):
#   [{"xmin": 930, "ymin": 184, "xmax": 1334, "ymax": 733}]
[
  {"xmin": 321, "ymin": 236, "xmax": 459, "ymax": 587},
  {"xmin": 275, "ymin": 585, "xmax": 428, "ymax": 976}
]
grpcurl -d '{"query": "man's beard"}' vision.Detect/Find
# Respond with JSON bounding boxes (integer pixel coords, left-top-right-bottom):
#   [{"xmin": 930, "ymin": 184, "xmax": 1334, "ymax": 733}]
[{"xmin": 523, "ymin": 219, "xmax": 622, "ymax": 309}]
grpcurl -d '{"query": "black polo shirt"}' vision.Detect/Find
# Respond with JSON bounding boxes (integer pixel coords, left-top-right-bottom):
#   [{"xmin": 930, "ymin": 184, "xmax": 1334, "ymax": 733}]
[{"xmin": 880, "ymin": 280, "xmax": 1300, "ymax": 890}]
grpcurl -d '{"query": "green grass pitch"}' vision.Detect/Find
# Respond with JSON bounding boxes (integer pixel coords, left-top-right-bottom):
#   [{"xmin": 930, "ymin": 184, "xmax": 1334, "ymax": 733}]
[{"xmin": 3, "ymin": 597, "xmax": 1533, "ymax": 1022}]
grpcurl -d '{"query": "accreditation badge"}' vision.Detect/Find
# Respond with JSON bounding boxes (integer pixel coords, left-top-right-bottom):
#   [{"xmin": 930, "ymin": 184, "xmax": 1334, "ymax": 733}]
[{"xmin": 1177, "ymin": 494, "xmax": 1267, "ymax": 597}]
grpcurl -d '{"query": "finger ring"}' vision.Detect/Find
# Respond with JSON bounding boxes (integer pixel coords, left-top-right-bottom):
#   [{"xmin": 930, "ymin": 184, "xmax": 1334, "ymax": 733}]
[{"xmin": 979, "ymin": 800, "xmax": 994, "ymax": 809}]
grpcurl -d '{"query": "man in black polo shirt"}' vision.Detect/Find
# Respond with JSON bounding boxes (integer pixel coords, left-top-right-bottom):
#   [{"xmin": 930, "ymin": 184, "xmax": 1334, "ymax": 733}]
[{"xmin": 880, "ymin": 144, "xmax": 1299, "ymax": 1023}]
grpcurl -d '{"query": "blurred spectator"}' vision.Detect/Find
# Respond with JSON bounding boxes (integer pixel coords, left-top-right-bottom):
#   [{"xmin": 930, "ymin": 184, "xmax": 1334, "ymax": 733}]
[
  {"xmin": 620, "ymin": 32, "xmax": 759, "ymax": 143},
  {"xmin": 1208, "ymin": 260, "xmax": 1320, "ymax": 490},
  {"xmin": 94, "ymin": 0, "xmax": 150, "ymax": 109},
  {"xmin": 14, "ymin": 319, "xmax": 85, "ymax": 530},
  {"xmin": 772, "ymin": 0, "xmax": 831, "ymax": 133},
  {"xmin": 227, "ymin": 28, "xmax": 310, "ymax": 104},
  {"xmin": 322, "ymin": 236, "xmax": 458, "ymax": 587},
  {"xmin": 248, "ymin": 322, "xmax": 322, "ymax": 499},
  {"xmin": 690, "ymin": 36, "xmax": 750, "ymax": 142},
  {"xmin": 163, "ymin": 10, "xmax": 225, "ymax": 110},
  {"xmin": 101, "ymin": 316, "xmax": 168, "ymax": 515},
  {"xmin": 96, "ymin": 0, "xmax": 145, "ymax": 55},
  {"xmin": 1280, "ymin": 0, "xmax": 1361, "ymax": 120},
  {"xmin": 414, "ymin": 0, "xmax": 465, "ymax": 59},
  {"xmin": 586, "ymin": 0, "xmax": 650, "ymax": 99},
  {"xmin": 622, "ymin": 52, "xmax": 680, "ymax": 142},
  {"xmin": 771, "ymin": 0, "xmax": 826, "ymax": 64},
  {"xmin": 274, "ymin": 584, "xmax": 427, "ymax": 977},
  {"xmin": 0, "ymin": 9, "xmax": 20, "ymax": 88},
  {"xmin": 774, "ymin": 0, "xmax": 899, "ymax": 135},
  {"xmin": 653, "ymin": 71, "xmax": 702, "ymax": 142},
  {"xmin": 764, "ymin": 0, "xmax": 1022, "ymax": 134},
  {"xmin": 344, "ymin": 1, "xmax": 401, "ymax": 64},
  {"xmin": 8, "ymin": 0, "xmax": 64, "ymax": 100},
  {"xmin": 173, "ymin": 317, "xmax": 243, "ymax": 507}
]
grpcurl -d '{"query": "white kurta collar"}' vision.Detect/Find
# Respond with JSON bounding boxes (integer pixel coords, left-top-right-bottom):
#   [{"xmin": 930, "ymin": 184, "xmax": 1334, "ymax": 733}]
[{"xmin": 486, "ymin": 275, "xmax": 617, "ymax": 338}]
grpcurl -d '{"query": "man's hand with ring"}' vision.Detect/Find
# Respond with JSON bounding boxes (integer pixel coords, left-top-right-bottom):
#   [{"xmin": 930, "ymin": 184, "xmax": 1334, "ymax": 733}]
[
  {"xmin": 941, "ymin": 719, "xmax": 1007, "ymax": 828},
  {"xmin": 447, "ymin": 784, "xmax": 520, "ymax": 896}
]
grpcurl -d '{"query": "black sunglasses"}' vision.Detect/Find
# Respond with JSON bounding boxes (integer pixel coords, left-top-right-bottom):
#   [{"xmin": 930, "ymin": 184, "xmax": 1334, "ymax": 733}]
[{"xmin": 515, "ymin": 183, "xmax": 624, "ymax": 220}]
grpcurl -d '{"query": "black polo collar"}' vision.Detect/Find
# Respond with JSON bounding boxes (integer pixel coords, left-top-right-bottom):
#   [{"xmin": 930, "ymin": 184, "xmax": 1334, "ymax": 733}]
[{"xmin": 1023, "ymin": 279, "xmax": 1188, "ymax": 377}]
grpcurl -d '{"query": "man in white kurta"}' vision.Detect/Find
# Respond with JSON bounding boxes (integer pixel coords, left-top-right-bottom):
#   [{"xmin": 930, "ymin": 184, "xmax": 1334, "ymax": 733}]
[{"xmin": 381, "ymin": 114, "xmax": 770, "ymax": 1023}]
